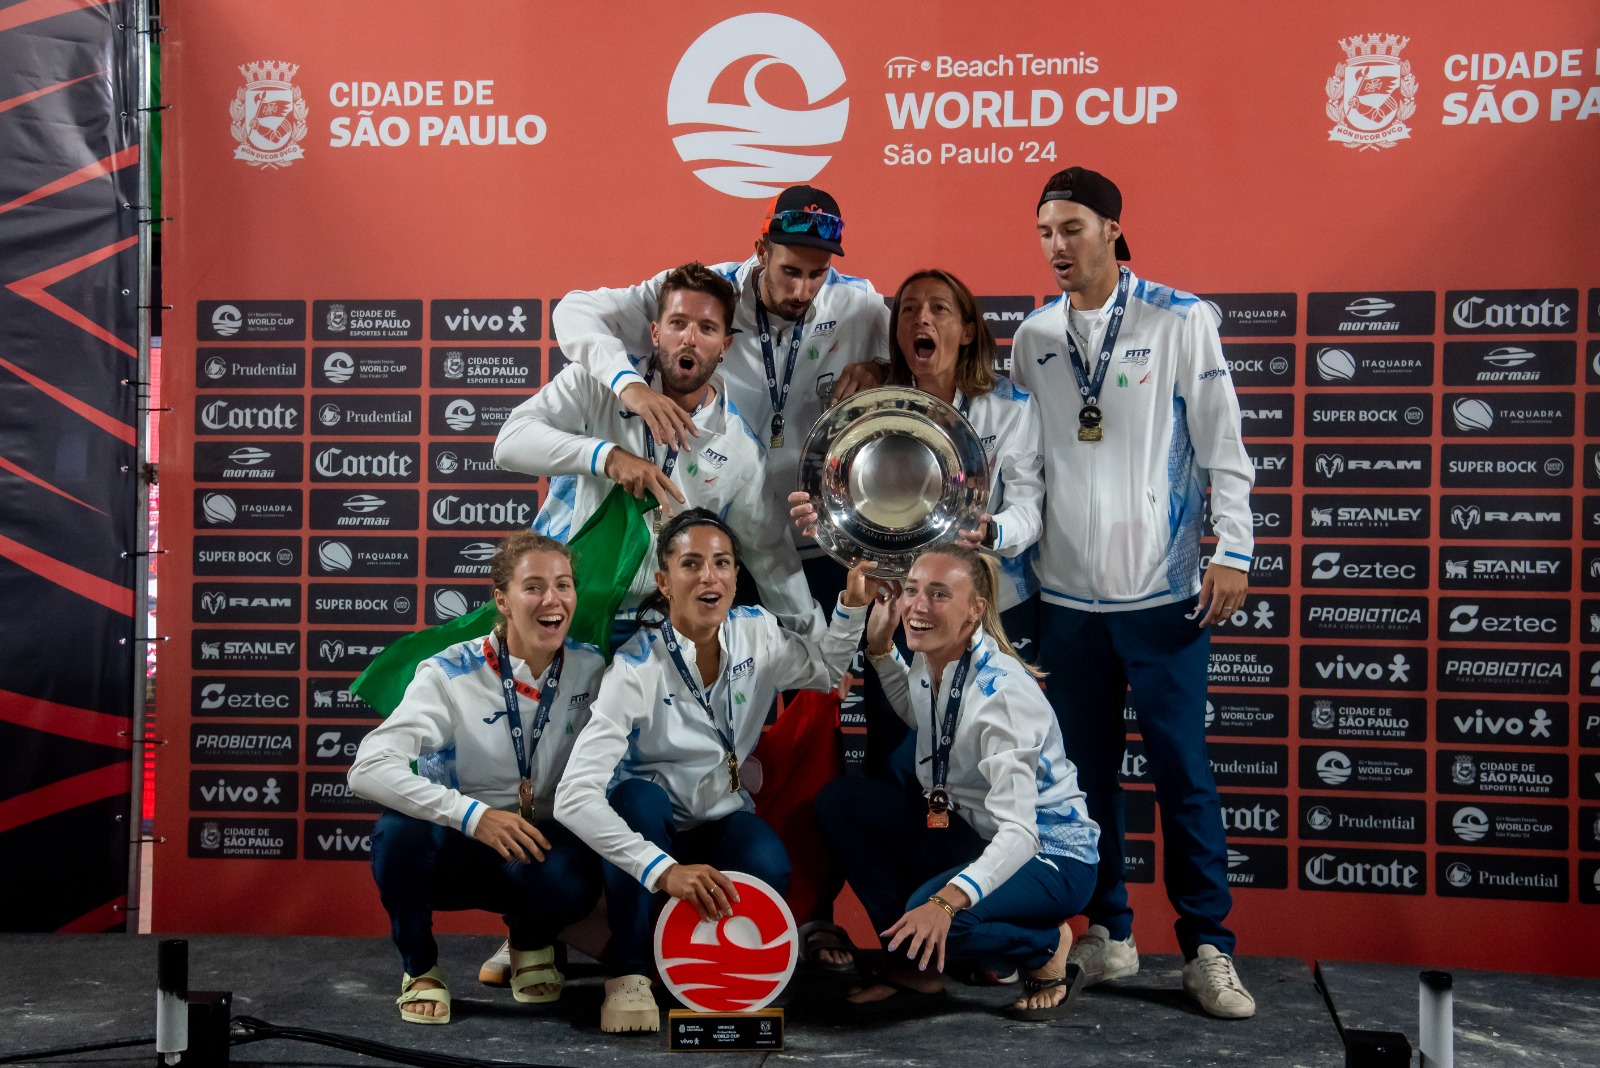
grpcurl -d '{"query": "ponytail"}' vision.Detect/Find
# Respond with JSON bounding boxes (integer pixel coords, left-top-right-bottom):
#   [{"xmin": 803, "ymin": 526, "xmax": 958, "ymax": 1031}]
[{"xmin": 919, "ymin": 544, "xmax": 1045, "ymax": 679}]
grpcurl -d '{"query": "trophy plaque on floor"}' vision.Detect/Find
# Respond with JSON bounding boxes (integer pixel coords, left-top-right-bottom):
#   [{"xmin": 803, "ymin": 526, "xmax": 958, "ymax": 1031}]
[{"xmin": 654, "ymin": 872, "xmax": 797, "ymax": 1051}]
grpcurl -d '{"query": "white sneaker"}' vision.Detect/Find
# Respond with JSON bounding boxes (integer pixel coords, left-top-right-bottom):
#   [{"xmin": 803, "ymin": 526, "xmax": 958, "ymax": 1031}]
[
  {"xmin": 478, "ymin": 938, "xmax": 511, "ymax": 987},
  {"xmin": 1182, "ymin": 945, "xmax": 1256, "ymax": 1019},
  {"xmin": 1065, "ymin": 924, "xmax": 1139, "ymax": 986}
]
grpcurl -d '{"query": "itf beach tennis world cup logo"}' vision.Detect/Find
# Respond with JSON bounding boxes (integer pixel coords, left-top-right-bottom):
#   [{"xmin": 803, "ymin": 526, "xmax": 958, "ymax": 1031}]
[
  {"xmin": 1325, "ymin": 35, "xmax": 1417, "ymax": 150},
  {"xmin": 654, "ymin": 872, "xmax": 798, "ymax": 1012},
  {"xmin": 231, "ymin": 60, "xmax": 308, "ymax": 169},
  {"xmin": 667, "ymin": 14, "xmax": 848, "ymax": 198}
]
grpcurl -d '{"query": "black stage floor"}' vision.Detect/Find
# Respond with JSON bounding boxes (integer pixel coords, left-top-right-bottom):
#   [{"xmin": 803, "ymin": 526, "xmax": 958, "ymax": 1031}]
[{"xmin": 2, "ymin": 934, "xmax": 1596, "ymax": 1067}]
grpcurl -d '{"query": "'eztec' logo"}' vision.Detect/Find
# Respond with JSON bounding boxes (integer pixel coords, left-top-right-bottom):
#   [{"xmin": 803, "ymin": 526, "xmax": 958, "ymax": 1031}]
[
  {"xmin": 667, "ymin": 14, "xmax": 847, "ymax": 197},
  {"xmin": 1439, "ymin": 598, "xmax": 1569, "ymax": 644},
  {"xmin": 1303, "ymin": 546, "xmax": 1427, "ymax": 589},
  {"xmin": 306, "ymin": 725, "xmax": 373, "ymax": 765},
  {"xmin": 1445, "ymin": 289, "xmax": 1577, "ymax": 334},
  {"xmin": 654, "ymin": 872, "xmax": 798, "ymax": 1011},
  {"xmin": 191, "ymin": 677, "xmax": 299, "ymax": 717},
  {"xmin": 1302, "ymin": 394, "xmax": 1430, "ymax": 437}
]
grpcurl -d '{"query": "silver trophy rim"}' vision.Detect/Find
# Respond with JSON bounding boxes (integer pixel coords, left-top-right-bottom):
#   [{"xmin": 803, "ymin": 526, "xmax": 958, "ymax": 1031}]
[{"xmin": 797, "ymin": 385, "xmax": 990, "ymax": 577}]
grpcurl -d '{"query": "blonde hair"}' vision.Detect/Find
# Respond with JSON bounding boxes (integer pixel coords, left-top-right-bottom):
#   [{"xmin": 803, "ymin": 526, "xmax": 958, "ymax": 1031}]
[
  {"xmin": 488, "ymin": 530, "xmax": 573, "ymax": 639},
  {"xmin": 917, "ymin": 544, "xmax": 1044, "ymax": 679}
]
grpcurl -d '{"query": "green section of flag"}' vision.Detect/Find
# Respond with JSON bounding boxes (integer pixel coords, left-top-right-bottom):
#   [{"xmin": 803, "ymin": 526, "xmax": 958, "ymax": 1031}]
[{"xmin": 350, "ymin": 485, "xmax": 657, "ymax": 716}]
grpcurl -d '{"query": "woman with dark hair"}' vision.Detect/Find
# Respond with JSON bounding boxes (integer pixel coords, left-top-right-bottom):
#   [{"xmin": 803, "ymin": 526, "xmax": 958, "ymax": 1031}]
[
  {"xmin": 348, "ymin": 531, "xmax": 607, "ymax": 1024},
  {"xmin": 555, "ymin": 508, "xmax": 879, "ymax": 1034},
  {"xmin": 816, "ymin": 545, "xmax": 1099, "ymax": 1021},
  {"xmin": 790, "ymin": 267, "xmax": 1045, "ymax": 640}
]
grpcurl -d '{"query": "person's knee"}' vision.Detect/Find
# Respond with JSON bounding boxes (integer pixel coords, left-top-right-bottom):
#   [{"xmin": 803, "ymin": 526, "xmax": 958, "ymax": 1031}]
[
  {"xmin": 370, "ymin": 810, "xmax": 443, "ymax": 894},
  {"xmin": 608, "ymin": 777, "xmax": 673, "ymax": 833}
]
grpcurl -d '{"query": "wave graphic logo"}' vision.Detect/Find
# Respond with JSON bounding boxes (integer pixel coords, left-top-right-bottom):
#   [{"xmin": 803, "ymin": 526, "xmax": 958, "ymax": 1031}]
[
  {"xmin": 653, "ymin": 872, "xmax": 797, "ymax": 1011},
  {"xmin": 668, "ymin": 14, "xmax": 848, "ymax": 198}
]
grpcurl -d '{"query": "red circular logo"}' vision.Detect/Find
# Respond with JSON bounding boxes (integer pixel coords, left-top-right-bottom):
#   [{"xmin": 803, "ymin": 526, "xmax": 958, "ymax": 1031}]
[{"xmin": 652, "ymin": 872, "xmax": 798, "ymax": 1013}]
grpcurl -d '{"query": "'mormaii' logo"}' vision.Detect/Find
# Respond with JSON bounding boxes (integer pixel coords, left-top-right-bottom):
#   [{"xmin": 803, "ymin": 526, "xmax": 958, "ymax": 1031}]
[
  {"xmin": 667, "ymin": 15, "xmax": 848, "ymax": 197},
  {"xmin": 654, "ymin": 872, "xmax": 798, "ymax": 1012}
]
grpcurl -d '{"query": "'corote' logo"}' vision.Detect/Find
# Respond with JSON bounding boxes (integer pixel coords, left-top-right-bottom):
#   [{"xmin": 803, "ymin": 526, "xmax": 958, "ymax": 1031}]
[
  {"xmin": 230, "ymin": 60, "xmax": 308, "ymax": 169},
  {"xmin": 667, "ymin": 14, "xmax": 848, "ymax": 198},
  {"xmin": 654, "ymin": 872, "xmax": 798, "ymax": 1012},
  {"xmin": 1325, "ymin": 34, "xmax": 1416, "ymax": 151}
]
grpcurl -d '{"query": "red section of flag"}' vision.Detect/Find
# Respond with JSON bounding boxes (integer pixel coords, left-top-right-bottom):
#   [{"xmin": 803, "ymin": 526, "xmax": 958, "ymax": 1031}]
[
  {"xmin": 0, "ymin": 762, "xmax": 127, "ymax": 835},
  {"xmin": 0, "ymin": 70, "xmax": 105, "ymax": 116},
  {"xmin": 0, "ymin": 355, "xmax": 136, "ymax": 445},
  {"xmin": 0, "ymin": 453, "xmax": 106, "ymax": 514},
  {"xmin": 0, "ymin": 0, "xmax": 115, "ymax": 35},
  {"xmin": 0, "ymin": 532, "xmax": 132, "ymax": 615},
  {"xmin": 0, "ymin": 687, "xmax": 131, "ymax": 748},
  {"xmin": 4, "ymin": 230, "xmax": 140, "ymax": 356}
]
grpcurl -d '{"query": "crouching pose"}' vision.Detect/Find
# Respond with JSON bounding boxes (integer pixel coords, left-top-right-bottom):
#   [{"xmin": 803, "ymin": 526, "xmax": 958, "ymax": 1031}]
[
  {"xmin": 817, "ymin": 545, "xmax": 1100, "ymax": 1021},
  {"xmin": 348, "ymin": 532, "xmax": 606, "ymax": 1024},
  {"xmin": 555, "ymin": 509, "xmax": 877, "ymax": 1033}
]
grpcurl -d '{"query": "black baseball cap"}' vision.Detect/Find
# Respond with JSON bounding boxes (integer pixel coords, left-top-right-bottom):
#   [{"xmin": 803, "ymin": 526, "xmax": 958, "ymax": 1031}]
[
  {"xmin": 1037, "ymin": 166, "xmax": 1131, "ymax": 261},
  {"xmin": 761, "ymin": 185, "xmax": 845, "ymax": 257}
]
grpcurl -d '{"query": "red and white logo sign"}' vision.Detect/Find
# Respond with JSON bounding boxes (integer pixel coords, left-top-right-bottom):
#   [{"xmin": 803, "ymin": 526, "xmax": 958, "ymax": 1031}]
[{"xmin": 653, "ymin": 872, "xmax": 798, "ymax": 1013}]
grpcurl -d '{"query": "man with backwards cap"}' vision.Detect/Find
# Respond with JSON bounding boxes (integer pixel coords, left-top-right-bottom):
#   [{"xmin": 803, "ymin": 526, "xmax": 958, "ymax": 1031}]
[
  {"xmin": 1009, "ymin": 167, "xmax": 1257, "ymax": 1018},
  {"xmin": 551, "ymin": 185, "xmax": 890, "ymax": 596}
]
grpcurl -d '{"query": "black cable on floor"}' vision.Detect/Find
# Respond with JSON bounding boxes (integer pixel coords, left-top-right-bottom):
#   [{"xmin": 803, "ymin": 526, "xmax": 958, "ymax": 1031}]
[
  {"xmin": 0, "ymin": 1035, "xmax": 155, "ymax": 1063},
  {"xmin": 230, "ymin": 1016, "xmax": 571, "ymax": 1068}
]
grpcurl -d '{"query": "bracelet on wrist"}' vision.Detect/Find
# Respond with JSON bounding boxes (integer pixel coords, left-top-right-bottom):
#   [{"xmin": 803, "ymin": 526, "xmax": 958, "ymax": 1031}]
[{"xmin": 927, "ymin": 893, "xmax": 957, "ymax": 917}]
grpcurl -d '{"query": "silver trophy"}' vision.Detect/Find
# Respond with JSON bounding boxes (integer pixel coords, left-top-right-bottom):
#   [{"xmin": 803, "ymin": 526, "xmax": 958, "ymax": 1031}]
[{"xmin": 797, "ymin": 386, "xmax": 989, "ymax": 576}]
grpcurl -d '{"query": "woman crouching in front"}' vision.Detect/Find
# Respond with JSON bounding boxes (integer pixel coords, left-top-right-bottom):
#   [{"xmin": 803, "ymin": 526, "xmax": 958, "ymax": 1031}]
[
  {"xmin": 555, "ymin": 508, "xmax": 879, "ymax": 1034},
  {"xmin": 817, "ymin": 544, "xmax": 1100, "ymax": 1021},
  {"xmin": 348, "ymin": 531, "xmax": 606, "ymax": 1024}
]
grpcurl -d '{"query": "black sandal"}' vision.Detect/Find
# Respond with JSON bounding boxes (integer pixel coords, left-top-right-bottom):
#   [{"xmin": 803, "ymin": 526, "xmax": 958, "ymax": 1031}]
[
  {"xmin": 1004, "ymin": 962, "xmax": 1087, "ymax": 1021},
  {"xmin": 840, "ymin": 974, "xmax": 948, "ymax": 1022},
  {"xmin": 798, "ymin": 921, "xmax": 859, "ymax": 974}
]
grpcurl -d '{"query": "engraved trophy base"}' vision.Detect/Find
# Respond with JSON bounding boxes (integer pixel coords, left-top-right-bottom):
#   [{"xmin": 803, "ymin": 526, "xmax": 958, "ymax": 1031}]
[{"xmin": 667, "ymin": 1008, "xmax": 784, "ymax": 1052}]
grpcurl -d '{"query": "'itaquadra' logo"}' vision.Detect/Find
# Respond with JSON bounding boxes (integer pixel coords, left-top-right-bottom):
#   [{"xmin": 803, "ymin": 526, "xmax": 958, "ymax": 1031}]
[
  {"xmin": 653, "ymin": 872, "xmax": 797, "ymax": 1011},
  {"xmin": 667, "ymin": 15, "xmax": 848, "ymax": 197}
]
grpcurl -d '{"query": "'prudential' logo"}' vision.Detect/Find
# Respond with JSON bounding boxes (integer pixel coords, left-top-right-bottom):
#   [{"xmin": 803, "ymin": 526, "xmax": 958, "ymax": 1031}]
[{"xmin": 668, "ymin": 14, "xmax": 848, "ymax": 198}]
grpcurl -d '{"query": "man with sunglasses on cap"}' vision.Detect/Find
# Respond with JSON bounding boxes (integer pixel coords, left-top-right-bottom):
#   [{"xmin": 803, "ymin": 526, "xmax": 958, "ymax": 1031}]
[
  {"xmin": 551, "ymin": 185, "xmax": 890, "ymax": 597},
  {"xmin": 1009, "ymin": 167, "xmax": 1257, "ymax": 1019}
]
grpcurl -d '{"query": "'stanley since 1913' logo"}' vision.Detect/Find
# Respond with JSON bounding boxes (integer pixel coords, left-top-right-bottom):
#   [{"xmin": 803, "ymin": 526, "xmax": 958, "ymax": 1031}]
[
  {"xmin": 668, "ymin": 14, "xmax": 848, "ymax": 197},
  {"xmin": 1326, "ymin": 34, "xmax": 1417, "ymax": 150},
  {"xmin": 232, "ymin": 60, "xmax": 308, "ymax": 169}
]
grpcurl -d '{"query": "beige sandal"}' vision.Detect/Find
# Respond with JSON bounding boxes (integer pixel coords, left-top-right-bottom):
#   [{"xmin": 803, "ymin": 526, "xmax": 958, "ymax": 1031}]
[
  {"xmin": 397, "ymin": 965, "xmax": 450, "ymax": 1025},
  {"xmin": 509, "ymin": 945, "xmax": 564, "ymax": 1004},
  {"xmin": 600, "ymin": 974, "xmax": 659, "ymax": 1033}
]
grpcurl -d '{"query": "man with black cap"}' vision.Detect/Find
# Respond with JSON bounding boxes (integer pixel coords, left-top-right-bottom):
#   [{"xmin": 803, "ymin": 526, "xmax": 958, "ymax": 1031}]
[
  {"xmin": 1009, "ymin": 166, "xmax": 1257, "ymax": 1019},
  {"xmin": 551, "ymin": 185, "xmax": 890, "ymax": 596}
]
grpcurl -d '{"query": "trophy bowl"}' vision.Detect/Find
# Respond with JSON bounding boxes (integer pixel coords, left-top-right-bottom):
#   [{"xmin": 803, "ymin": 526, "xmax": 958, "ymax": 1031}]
[{"xmin": 797, "ymin": 386, "xmax": 990, "ymax": 577}]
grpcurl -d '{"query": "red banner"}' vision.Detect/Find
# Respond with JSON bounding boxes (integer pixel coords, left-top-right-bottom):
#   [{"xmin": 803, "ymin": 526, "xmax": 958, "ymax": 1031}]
[{"xmin": 158, "ymin": 1, "xmax": 1600, "ymax": 976}]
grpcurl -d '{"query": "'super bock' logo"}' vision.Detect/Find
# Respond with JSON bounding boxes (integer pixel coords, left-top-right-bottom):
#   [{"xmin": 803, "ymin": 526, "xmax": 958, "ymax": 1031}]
[
  {"xmin": 668, "ymin": 15, "xmax": 848, "ymax": 198},
  {"xmin": 1326, "ymin": 34, "xmax": 1416, "ymax": 151},
  {"xmin": 654, "ymin": 872, "xmax": 797, "ymax": 1012},
  {"xmin": 231, "ymin": 60, "xmax": 308, "ymax": 169}
]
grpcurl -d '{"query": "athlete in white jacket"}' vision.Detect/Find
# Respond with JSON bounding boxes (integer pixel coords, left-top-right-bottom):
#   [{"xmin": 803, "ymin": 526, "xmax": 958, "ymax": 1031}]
[
  {"xmin": 348, "ymin": 533, "xmax": 607, "ymax": 1024},
  {"xmin": 550, "ymin": 185, "xmax": 890, "ymax": 572},
  {"xmin": 817, "ymin": 546, "xmax": 1098, "ymax": 1022},
  {"xmin": 553, "ymin": 510, "xmax": 875, "ymax": 1033},
  {"xmin": 495, "ymin": 264, "xmax": 821, "ymax": 639},
  {"xmin": 1010, "ymin": 166, "xmax": 1256, "ymax": 1019}
]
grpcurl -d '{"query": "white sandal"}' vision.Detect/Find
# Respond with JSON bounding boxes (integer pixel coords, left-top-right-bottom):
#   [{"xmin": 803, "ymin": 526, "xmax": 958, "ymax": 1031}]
[
  {"xmin": 600, "ymin": 974, "xmax": 659, "ymax": 1032},
  {"xmin": 509, "ymin": 945, "xmax": 564, "ymax": 1004},
  {"xmin": 397, "ymin": 965, "xmax": 450, "ymax": 1025},
  {"xmin": 478, "ymin": 938, "xmax": 511, "ymax": 987}
]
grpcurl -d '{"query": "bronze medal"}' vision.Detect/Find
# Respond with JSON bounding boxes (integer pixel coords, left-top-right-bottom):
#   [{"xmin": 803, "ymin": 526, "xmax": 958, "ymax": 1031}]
[
  {"xmin": 926, "ymin": 787, "xmax": 950, "ymax": 830},
  {"xmin": 1077, "ymin": 404, "xmax": 1103, "ymax": 443},
  {"xmin": 769, "ymin": 413, "xmax": 785, "ymax": 450},
  {"xmin": 518, "ymin": 778, "xmax": 534, "ymax": 822},
  {"xmin": 726, "ymin": 751, "xmax": 742, "ymax": 794}
]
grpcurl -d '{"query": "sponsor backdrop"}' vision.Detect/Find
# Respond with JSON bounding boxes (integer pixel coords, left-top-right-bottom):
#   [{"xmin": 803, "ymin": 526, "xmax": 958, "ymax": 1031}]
[
  {"xmin": 0, "ymin": 1, "xmax": 142, "ymax": 931},
  {"xmin": 157, "ymin": 2, "xmax": 1599, "ymax": 974}
]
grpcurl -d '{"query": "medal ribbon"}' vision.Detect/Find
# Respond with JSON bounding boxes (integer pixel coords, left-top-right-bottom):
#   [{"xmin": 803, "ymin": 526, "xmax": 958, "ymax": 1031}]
[
  {"xmin": 659, "ymin": 619, "xmax": 740, "ymax": 771},
  {"xmin": 752, "ymin": 276, "xmax": 806, "ymax": 446},
  {"xmin": 1063, "ymin": 266, "xmax": 1132, "ymax": 411},
  {"xmin": 927, "ymin": 645, "xmax": 976, "ymax": 798},
  {"xmin": 639, "ymin": 361, "xmax": 680, "ymax": 480},
  {"xmin": 489, "ymin": 637, "xmax": 564, "ymax": 787}
]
